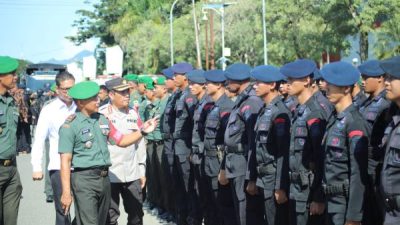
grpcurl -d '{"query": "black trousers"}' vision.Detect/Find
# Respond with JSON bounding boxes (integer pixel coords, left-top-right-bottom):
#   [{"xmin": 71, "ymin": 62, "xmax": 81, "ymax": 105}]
[
  {"xmin": 50, "ymin": 170, "xmax": 72, "ymax": 225},
  {"xmin": 262, "ymin": 192, "xmax": 289, "ymax": 225},
  {"xmin": 107, "ymin": 180, "xmax": 143, "ymax": 225},
  {"xmin": 16, "ymin": 121, "xmax": 31, "ymax": 152},
  {"xmin": 161, "ymin": 138, "xmax": 175, "ymax": 215}
]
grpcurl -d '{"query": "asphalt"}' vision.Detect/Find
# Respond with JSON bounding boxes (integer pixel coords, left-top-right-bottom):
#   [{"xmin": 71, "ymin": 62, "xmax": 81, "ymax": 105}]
[{"xmin": 16, "ymin": 153, "xmax": 168, "ymax": 225}]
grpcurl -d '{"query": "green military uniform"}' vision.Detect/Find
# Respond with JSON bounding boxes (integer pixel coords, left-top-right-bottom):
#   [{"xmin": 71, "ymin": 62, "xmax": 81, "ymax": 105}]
[
  {"xmin": 0, "ymin": 56, "xmax": 22, "ymax": 225},
  {"xmin": 58, "ymin": 81, "xmax": 111, "ymax": 225},
  {"xmin": 137, "ymin": 76, "xmax": 153, "ymax": 120},
  {"xmin": 124, "ymin": 74, "xmax": 141, "ymax": 109}
]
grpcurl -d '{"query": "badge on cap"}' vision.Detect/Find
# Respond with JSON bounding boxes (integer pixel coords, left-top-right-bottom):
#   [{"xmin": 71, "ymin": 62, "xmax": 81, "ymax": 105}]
[{"xmin": 85, "ymin": 141, "xmax": 93, "ymax": 148}]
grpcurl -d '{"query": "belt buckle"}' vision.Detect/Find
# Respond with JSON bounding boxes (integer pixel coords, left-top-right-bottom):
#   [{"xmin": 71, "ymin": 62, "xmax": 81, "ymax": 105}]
[
  {"xmin": 3, "ymin": 160, "xmax": 12, "ymax": 166},
  {"xmin": 100, "ymin": 170, "xmax": 108, "ymax": 177}
]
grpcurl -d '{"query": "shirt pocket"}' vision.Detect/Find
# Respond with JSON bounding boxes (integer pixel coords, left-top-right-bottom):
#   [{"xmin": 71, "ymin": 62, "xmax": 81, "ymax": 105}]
[
  {"xmin": 327, "ymin": 136, "xmax": 347, "ymax": 162},
  {"xmin": 293, "ymin": 125, "xmax": 307, "ymax": 151},
  {"xmin": 257, "ymin": 120, "xmax": 271, "ymax": 144},
  {"xmin": 79, "ymin": 129, "xmax": 95, "ymax": 149},
  {"xmin": 205, "ymin": 116, "xmax": 219, "ymax": 138}
]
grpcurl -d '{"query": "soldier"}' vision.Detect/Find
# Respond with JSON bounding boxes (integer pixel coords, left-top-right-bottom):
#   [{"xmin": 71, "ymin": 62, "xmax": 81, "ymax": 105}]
[
  {"xmin": 151, "ymin": 76, "xmax": 169, "ymax": 219},
  {"xmin": 187, "ymin": 69, "xmax": 211, "ymax": 224},
  {"xmin": 358, "ymin": 60, "xmax": 391, "ymax": 225},
  {"xmin": 137, "ymin": 76, "xmax": 153, "ymax": 121},
  {"xmin": 58, "ymin": 81, "xmax": 158, "ymax": 225},
  {"xmin": 0, "ymin": 56, "xmax": 22, "ymax": 225},
  {"xmin": 351, "ymin": 80, "xmax": 367, "ymax": 109},
  {"xmin": 279, "ymin": 78, "xmax": 298, "ymax": 115},
  {"xmin": 320, "ymin": 61, "xmax": 370, "ymax": 225},
  {"xmin": 171, "ymin": 62, "xmax": 198, "ymax": 225},
  {"xmin": 99, "ymin": 78, "xmax": 147, "ymax": 225},
  {"xmin": 280, "ymin": 59, "xmax": 326, "ymax": 225},
  {"xmin": 202, "ymin": 69, "xmax": 236, "ymax": 225},
  {"xmin": 31, "ymin": 71, "xmax": 76, "ymax": 225},
  {"xmin": 380, "ymin": 56, "xmax": 400, "ymax": 225},
  {"xmin": 220, "ymin": 63, "xmax": 265, "ymax": 225},
  {"xmin": 249, "ymin": 65, "xmax": 291, "ymax": 225},
  {"xmin": 312, "ymin": 68, "xmax": 334, "ymax": 120},
  {"xmin": 124, "ymin": 74, "xmax": 141, "ymax": 109},
  {"xmin": 160, "ymin": 67, "xmax": 181, "ymax": 222}
]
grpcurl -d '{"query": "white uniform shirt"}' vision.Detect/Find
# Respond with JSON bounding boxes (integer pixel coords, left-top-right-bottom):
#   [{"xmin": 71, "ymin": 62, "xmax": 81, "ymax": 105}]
[
  {"xmin": 31, "ymin": 98, "xmax": 77, "ymax": 172},
  {"xmin": 99, "ymin": 104, "xmax": 146, "ymax": 183}
]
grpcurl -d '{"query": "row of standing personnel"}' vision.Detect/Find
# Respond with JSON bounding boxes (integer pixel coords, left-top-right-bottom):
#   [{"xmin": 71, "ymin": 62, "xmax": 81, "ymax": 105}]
[{"xmin": 140, "ymin": 58, "xmax": 400, "ymax": 225}]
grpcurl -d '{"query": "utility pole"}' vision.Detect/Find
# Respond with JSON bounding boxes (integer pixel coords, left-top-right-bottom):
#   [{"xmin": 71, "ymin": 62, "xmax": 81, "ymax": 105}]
[
  {"xmin": 170, "ymin": 0, "xmax": 179, "ymax": 66},
  {"xmin": 192, "ymin": 0, "xmax": 202, "ymax": 69},
  {"xmin": 210, "ymin": 11, "xmax": 215, "ymax": 69},
  {"xmin": 204, "ymin": 0, "xmax": 209, "ymax": 70}
]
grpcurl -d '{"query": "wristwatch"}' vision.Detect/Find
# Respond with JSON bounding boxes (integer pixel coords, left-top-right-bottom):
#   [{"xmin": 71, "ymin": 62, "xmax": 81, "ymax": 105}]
[{"xmin": 140, "ymin": 128, "xmax": 148, "ymax": 136}]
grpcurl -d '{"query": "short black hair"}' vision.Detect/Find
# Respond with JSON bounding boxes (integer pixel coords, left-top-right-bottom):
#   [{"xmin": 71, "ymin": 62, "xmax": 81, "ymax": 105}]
[
  {"xmin": 100, "ymin": 85, "xmax": 109, "ymax": 92},
  {"xmin": 55, "ymin": 71, "xmax": 75, "ymax": 86}
]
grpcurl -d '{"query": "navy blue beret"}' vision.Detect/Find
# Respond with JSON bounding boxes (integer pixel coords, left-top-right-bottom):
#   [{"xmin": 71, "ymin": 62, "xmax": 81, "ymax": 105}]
[
  {"xmin": 171, "ymin": 62, "xmax": 193, "ymax": 75},
  {"xmin": 187, "ymin": 69, "xmax": 206, "ymax": 84},
  {"xmin": 250, "ymin": 65, "xmax": 284, "ymax": 83},
  {"xmin": 358, "ymin": 60, "xmax": 385, "ymax": 77},
  {"xmin": 224, "ymin": 63, "xmax": 252, "ymax": 81},
  {"xmin": 313, "ymin": 69, "xmax": 322, "ymax": 80},
  {"xmin": 162, "ymin": 67, "xmax": 174, "ymax": 79},
  {"xmin": 320, "ymin": 61, "xmax": 360, "ymax": 86},
  {"xmin": 380, "ymin": 56, "xmax": 400, "ymax": 78},
  {"xmin": 280, "ymin": 59, "xmax": 317, "ymax": 79},
  {"xmin": 204, "ymin": 69, "xmax": 226, "ymax": 83}
]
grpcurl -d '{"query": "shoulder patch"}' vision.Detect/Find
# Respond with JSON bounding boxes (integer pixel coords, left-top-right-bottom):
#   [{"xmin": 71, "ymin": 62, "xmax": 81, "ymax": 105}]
[
  {"xmin": 65, "ymin": 114, "xmax": 76, "ymax": 123},
  {"xmin": 349, "ymin": 130, "xmax": 364, "ymax": 138},
  {"xmin": 186, "ymin": 97, "xmax": 194, "ymax": 104},
  {"xmin": 274, "ymin": 118, "xmax": 286, "ymax": 124},
  {"xmin": 241, "ymin": 105, "xmax": 251, "ymax": 113},
  {"xmin": 307, "ymin": 118, "xmax": 320, "ymax": 126}
]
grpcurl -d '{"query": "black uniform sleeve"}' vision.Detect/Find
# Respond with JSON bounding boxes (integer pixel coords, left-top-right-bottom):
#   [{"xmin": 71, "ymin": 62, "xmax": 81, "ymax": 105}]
[
  {"xmin": 307, "ymin": 115, "xmax": 326, "ymax": 202},
  {"xmin": 346, "ymin": 123, "xmax": 369, "ymax": 221},
  {"xmin": 274, "ymin": 112, "xmax": 291, "ymax": 190}
]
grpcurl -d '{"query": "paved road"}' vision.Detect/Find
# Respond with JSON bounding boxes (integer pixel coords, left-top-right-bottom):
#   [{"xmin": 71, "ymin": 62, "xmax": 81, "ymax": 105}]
[{"xmin": 16, "ymin": 154, "xmax": 167, "ymax": 225}]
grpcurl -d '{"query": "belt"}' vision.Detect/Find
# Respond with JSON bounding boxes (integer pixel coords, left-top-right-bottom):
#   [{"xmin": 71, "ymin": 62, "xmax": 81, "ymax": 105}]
[
  {"xmin": 322, "ymin": 180, "xmax": 349, "ymax": 196},
  {"xmin": 0, "ymin": 158, "xmax": 14, "ymax": 167},
  {"xmin": 74, "ymin": 167, "xmax": 109, "ymax": 177},
  {"xmin": 289, "ymin": 171, "xmax": 313, "ymax": 187},
  {"xmin": 225, "ymin": 144, "xmax": 245, "ymax": 154},
  {"xmin": 257, "ymin": 164, "xmax": 276, "ymax": 176},
  {"xmin": 162, "ymin": 133, "xmax": 172, "ymax": 139},
  {"xmin": 148, "ymin": 140, "xmax": 164, "ymax": 145},
  {"xmin": 383, "ymin": 194, "xmax": 400, "ymax": 211}
]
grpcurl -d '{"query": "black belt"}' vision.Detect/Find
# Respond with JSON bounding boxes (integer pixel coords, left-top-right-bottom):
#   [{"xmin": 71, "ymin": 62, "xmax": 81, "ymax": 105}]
[
  {"xmin": 257, "ymin": 164, "xmax": 276, "ymax": 176},
  {"xmin": 323, "ymin": 180, "xmax": 349, "ymax": 196},
  {"xmin": 74, "ymin": 167, "xmax": 109, "ymax": 177},
  {"xmin": 226, "ymin": 144, "xmax": 245, "ymax": 154},
  {"xmin": 148, "ymin": 140, "xmax": 164, "ymax": 145},
  {"xmin": 289, "ymin": 171, "xmax": 313, "ymax": 187},
  {"xmin": 383, "ymin": 194, "xmax": 400, "ymax": 211},
  {"xmin": 0, "ymin": 158, "xmax": 14, "ymax": 167}
]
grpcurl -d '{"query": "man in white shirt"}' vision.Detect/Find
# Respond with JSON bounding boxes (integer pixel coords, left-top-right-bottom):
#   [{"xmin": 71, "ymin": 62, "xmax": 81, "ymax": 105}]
[
  {"xmin": 31, "ymin": 72, "xmax": 76, "ymax": 225},
  {"xmin": 99, "ymin": 78, "xmax": 147, "ymax": 225}
]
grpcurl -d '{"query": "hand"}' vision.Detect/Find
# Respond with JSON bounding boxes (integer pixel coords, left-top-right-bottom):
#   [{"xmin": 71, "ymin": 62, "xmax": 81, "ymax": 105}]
[
  {"xmin": 139, "ymin": 176, "xmax": 146, "ymax": 189},
  {"xmin": 218, "ymin": 170, "xmax": 229, "ymax": 185},
  {"xmin": 345, "ymin": 221, "xmax": 361, "ymax": 225},
  {"xmin": 309, "ymin": 201, "xmax": 325, "ymax": 215},
  {"xmin": 32, "ymin": 171, "xmax": 43, "ymax": 181},
  {"xmin": 274, "ymin": 189, "xmax": 288, "ymax": 204},
  {"xmin": 246, "ymin": 181, "xmax": 259, "ymax": 196},
  {"xmin": 142, "ymin": 117, "xmax": 159, "ymax": 134},
  {"xmin": 61, "ymin": 192, "xmax": 73, "ymax": 215}
]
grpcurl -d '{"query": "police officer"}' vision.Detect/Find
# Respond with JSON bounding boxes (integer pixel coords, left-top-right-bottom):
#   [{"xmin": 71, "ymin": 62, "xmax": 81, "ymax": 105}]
[
  {"xmin": 59, "ymin": 81, "xmax": 157, "ymax": 225},
  {"xmin": 0, "ymin": 56, "xmax": 22, "ymax": 225},
  {"xmin": 280, "ymin": 59, "xmax": 326, "ymax": 225},
  {"xmin": 351, "ymin": 80, "xmax": 367, "ymax": 109},
  {"xmin": 320, "ymin": 61, "xmax": 370, "ymax": 225},
  {"xmin": 99, "ymin": 78, "xmax": 147, "ymax": 225},
  {"xmin": 312, "ymin": 68, "xmax": 334, "ymax": 120},
  {"xmin": 358, "ymin": 60, "xmax": 391, "ymax": 225},
  {"xmin": 202, "ymin": 69, "xmax": 236, "ymax": 225},
  {"xmin": 186, "ymin": 69, "xmax": 211, "ymax": 224},
  {"xmin": 160, "ymin": 67, "xmax": 181, "ymax": 222},
  {"xmin": 171, "ymin": 62, "xmax": 198, "ymax": 225},
  {"xmin": 379, "ymin": 56, "xmax": 400, "ymax": 225},
  {"xmin": 220, "ymin": 63, "xmax": 265, "ymax": 225},
  {"xmin": 250, "ymin": 65, "xmax": 291, "ymax": 225}
]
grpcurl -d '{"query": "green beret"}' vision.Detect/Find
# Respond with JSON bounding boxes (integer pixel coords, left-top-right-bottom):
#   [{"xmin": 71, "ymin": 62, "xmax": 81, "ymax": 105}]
[
  {"xmin": 50, "ymin": 83, "xmax": 57, "ymax": 92},
  {"xmin": 146, "ymin": 82, "xmax": 155, "ymax": 90},
  {"xmin": 0, "ymin": 56, "xmax": 19, "ymax": 74},
  {"xmin": 155, "ymin": 76, "xmax": 166, "ymax": 85},
  {"xmin": 124, "ymin": 74, "xmax": 138, "ymax": 82},
  {"xmin": 68, "ymin": 81, "xmax": 100, "ymax": 100},
  {"xmin": 138, "ymin": 76, "xmax": 153, "ymax": 84}
]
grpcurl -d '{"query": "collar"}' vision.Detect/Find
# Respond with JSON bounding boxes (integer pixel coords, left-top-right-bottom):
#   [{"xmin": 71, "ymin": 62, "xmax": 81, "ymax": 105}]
[
  {"xmin": 336, "ymin": 104, "xmax": 355, "ymax": 119},
  {"xmin": 55, "ymin": 97, "xmax": 76, "ymax": 110},
  {"xmin": 76, "ymin": 112, "xmax": 99, "ymax": 124},
  {"xmin": 269, "ymin": 95, "xmax": 282, "ymax": 107},
  {"xmin": 373, "ymin": 89, "xmax": 387, "ymax": 102}
]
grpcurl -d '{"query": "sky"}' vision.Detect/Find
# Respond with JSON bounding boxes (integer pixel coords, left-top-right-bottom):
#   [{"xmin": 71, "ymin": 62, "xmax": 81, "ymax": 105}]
[{"xmin": 0, "ymin": 0, "xmax": 98, "ymax": 63}]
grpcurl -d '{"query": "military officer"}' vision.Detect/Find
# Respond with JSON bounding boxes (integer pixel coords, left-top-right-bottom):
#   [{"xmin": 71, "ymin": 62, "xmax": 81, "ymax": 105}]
[
  {"xmin": 160, "ymin": 67, "xmax": 181, "ymax": 222},
  {"xmin": 202, "ymin": 69, "xmax": 236, "ymax": 225},
  {"xmin": 220, "ymin": 63, "xmax": 265, "ymax": 225},
  {"xmin": 99, "ymin": 78, "xmax": 147, "ymax": 225},
  {"xmin": 351, "ymin": 80, "xmax": 367, "ymax": 109},
  {"xmin": 279, "ymin": 78, "xmax": 298, "ymax": 115},
  {"xmin": 280, "ymin": 59, "xmax": 326, "ymax": 225},
  {"xmin": 124, "ymin": 74, "xmax": 140, "ymax": 109},
  {"xmin": 320, "ymin": 61, "xmax": 370, "ymax": 225},
  {"xmin": 358, "ymin": 60, "xmax": 391, "ymax": 225},
  {"xmin": 137, "ymin": 76, "xmax": 154, "ymax": 120},
  {"xmin": 0, "ymin": 56, "xmax": 22, "ymax": 225},
  {"xmin": 58, "ymin": 81, "xmax": 158, "ymax": 225},
  {"xmin": 379, "ymin": 56, "xmax": 400, "ymax": 225},
  {"xmin": 171, "ymin": 62, "xmax": 198, "ymax": 225},
  {"xmin": 249, "ymin": 65, "xmax": 291, "ymax": 225}
]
